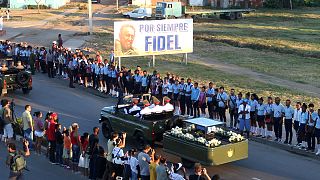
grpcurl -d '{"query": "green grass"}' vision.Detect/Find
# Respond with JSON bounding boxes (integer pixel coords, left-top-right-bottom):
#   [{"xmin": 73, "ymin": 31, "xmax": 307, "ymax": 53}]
[
  {"xmin": 193, "ymin": 40, "xmax": 320, "ymax": 87},
  {"xmin": 194, "ymin": 7, "xmax": 320, "ymax": 58}
]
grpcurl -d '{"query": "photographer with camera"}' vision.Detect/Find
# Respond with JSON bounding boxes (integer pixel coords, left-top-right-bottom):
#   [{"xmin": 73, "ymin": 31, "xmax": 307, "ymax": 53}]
[
  {"xmin": 138, "ymin": 144, "xmax": 156, "ymax": 180},
  {"xmin": 105, "ymin": 132, "xmax": 127, "ymax": 179},
  {"xmin": 6, "ymin": 140, "xmax": 30, "ymax": 179},
  {"xmin": 1, "ymin": 99, "xmax": 14, "ymax": 144},
  {"xmin": 189, "ymin": 163, "xmax": 211, "ymax": 180}
]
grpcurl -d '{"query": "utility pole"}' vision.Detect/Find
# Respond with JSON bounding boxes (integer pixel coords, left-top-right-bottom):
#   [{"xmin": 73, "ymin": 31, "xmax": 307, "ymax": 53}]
[
  {"xmin": 88, "ymin": 0, "xmax": 93, "ymax": 35},
  {"xmin": 116, "ymin": 0, "xmax": 119, "ymax": 11}
]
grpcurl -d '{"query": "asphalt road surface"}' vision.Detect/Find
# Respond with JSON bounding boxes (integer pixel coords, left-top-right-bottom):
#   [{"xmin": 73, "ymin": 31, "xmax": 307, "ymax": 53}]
[{"xmin": 1, "ymin": 73, "xmax": 320, "ymax": 180}]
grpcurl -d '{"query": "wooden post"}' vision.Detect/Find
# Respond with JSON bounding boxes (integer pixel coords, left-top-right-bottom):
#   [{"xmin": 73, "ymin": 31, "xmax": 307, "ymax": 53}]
[{"xmin": 152, "ymin": 55, "xmax": 155, "ymax": 67}]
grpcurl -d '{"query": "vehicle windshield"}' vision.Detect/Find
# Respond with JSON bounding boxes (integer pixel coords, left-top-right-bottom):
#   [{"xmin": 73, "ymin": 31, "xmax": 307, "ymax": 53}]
[{"xmin": 132, "ymin": 9, "xmax": 139, "ymax": 13}]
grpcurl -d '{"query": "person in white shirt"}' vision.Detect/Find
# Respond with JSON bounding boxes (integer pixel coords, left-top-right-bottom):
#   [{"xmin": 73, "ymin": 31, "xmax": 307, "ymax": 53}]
[
  {"xmin": 163, "ymin": 96, "xmax": 174, "ymax": 112},
  {"xmin": 140, "ymin": 100, "xmax": 152, "ymax": 116},
  {"xmin": 283, "ymin": 99, "xmax": 294, "ymax": 144},
  {"xmin": 306, "ymin": 103, "xmax": 316, "ymax": 151},
  {"xmin": 112, "ymin": 138, "xmax": 125, "ymax": 177},
  {"xmin": 150, "ymin": 96, "xmax": 163, "ymax": 113},
  {"xmin": 256, "ymin": 97, "xmax": 266, "ymax": 138},
  {"xmin": 129, "ymin": 149, "xmax": 139, "ymax": 179},
  {"xmin": 128, "ymin": 99, "xmax": 141, "ymax": 116},
  {"xmin": 238, "ymin": 99, "xmax": 251, "ymax": 138},
  {"xmin": 298, "ymin": 103, "xmax": 309, "ymax": 149},
  {"xmin": 293, "ymin": 102, "xmax": 302, "ymax": 146},
  {"xmin": 314, "ymin": 109, "xmax": 320, "ymax": 155}
]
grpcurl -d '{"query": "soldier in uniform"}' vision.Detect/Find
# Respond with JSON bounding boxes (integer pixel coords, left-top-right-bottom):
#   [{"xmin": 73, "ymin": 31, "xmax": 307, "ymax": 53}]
[
  {"xmin": 163, "ymin": 96, "xmax": 174, "ymax": 112},
  {"xmin": 140, "ymin": 100, "xmax": 152, "ymax": 117},
  {"xmin": 150, "ymin": 96, "xmax": 163, "ymax": 113}
]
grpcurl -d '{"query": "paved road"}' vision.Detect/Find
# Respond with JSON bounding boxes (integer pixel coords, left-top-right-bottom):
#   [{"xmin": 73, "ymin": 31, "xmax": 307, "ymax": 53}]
[{"xmin": 0, "ymin": 73, "xmax": 319, "ymax": 180}]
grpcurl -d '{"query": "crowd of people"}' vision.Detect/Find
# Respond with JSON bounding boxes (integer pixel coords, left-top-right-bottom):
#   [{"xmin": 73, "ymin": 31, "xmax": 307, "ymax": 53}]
[{"xmin": 0, "ymin": 101, "xmax": 218, "ymax": 180}]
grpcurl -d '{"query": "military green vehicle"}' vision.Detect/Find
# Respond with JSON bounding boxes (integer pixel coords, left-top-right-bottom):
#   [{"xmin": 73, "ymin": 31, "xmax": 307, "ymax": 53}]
[
  {"xmin": 0, "ymin": 58, "xmax": 32, "ymax": 96},
  {"xmin": 163, "ymin": 118, "xmax": 248, "ymax": 168},
  {"xmin": 99, "ymin": 94, "xmax": 184, "ymax": 146}
]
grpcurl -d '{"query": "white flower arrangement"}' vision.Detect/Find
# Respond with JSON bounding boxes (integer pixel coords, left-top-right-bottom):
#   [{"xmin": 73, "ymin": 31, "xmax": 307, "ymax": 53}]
[
  {"xmin": 212, "ymin": 126, "xmax": 225, "ymax": 134},
  {"xmin": 206, "ymin": 138, "xmax": 221, "ymax": 147},
  {"xmin": 228, "ymin": 131, "xmax": 244, "ymax": 143},
  {"xmin": 195, "ymin": 137, "xmax": 207, "ymax": 145}
]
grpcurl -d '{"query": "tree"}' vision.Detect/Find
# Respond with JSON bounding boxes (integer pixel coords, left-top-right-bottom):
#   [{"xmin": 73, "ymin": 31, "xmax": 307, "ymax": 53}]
[{"xmin": 35, "ymin": 0, "xmax": 43, "ymax": 13}]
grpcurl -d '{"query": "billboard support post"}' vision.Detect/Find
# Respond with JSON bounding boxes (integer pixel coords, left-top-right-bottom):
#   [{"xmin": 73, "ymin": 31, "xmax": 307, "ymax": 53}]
[
  {"xmin": 118, "ymin": 57, "xmax": 121, "ymax": 70},
  {"xmin": 185, "ymin": 53, "xmax": 188, "ymax": 65},
  {"xmin": 152, "ymin": 55, "xmax": 155, "ymax": 67},
  {"xmin": 88, "ymin": 0, "xmax": 93, "ymax": 35}
]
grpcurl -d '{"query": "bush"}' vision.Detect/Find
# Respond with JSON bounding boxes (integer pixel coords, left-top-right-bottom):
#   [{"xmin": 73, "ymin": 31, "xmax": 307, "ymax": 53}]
[
  {"xmin": 304, "ymin": 0, "xmax": 320, "ymax": 6},
  {"xmin": 264, "ymin": 0, "xmax": 282, "ymax": 8}
]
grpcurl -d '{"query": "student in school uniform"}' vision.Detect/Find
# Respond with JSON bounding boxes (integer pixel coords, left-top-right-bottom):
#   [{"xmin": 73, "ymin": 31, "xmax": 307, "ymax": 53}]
[
  {"xmin": 306, "ymin": 103, "xmax": 316, "ymax": 151},
  {"xmin": 249, "ymin": 94, "xmax": 259, "ymax": 135},
  {"xmin": 314, "ymin": 109, "xmax": 320, "ymax": 155},
  {"xmin": 228, "ymin": 89, "xmax": 237, "ymax": 128},
  {"xmin": 103, "ymin": 60, "xmax": 110, "ymax": 93},
  {"xmin": 272, "ymin": 97, "xmax": 285, "ymax": 142},
  {"xmin": 283, "ymin": 99, "xmax": 294, "ymax": 145},
  {"xmin": 293, "ymin": 102, "xmax": 302, "ymax": 146},
  {"xmin": 184, "ymin": 78, "xmax": 193, "ymax": 118},
  {"xmin": 206, "ymin": 82, "xmax": 215, "ymax": 119},
  {"xmin": 141, "ymin": 70, "xmax": 149, "ymax": 94},
  {"xmin": 178, "ymin": 78, "xmax": 186, "ymax": 116},
  {"xmin": 198, "ymin": 86, "xmax": 207, "ymax": 117},
  {"xmin": 191, "ymin": 82, "xmax": 201, "ymax": 118},
  {"xmin": 298, "ymin": 103, "xmax": 309, "ymax": 149},
  {"xmin": 235, "ymin": 92, "xmax": 243, "ymax": 130},
  {"xmin": 172, "ymin": 80, "xmax": 180, "ymax": 115},
  {"xmin": 216, "ymin": 86, "xmax": 229, "ymax": 123},
  {"xmin": 111, "ymin": 66, "xmax": 118, "ymax": 96},
  {"xmin": 256, "ymin": 97, "xmax": 266, "ymax": 138},
  {"xmin": 238, "ymin": 99, "xmax": 251, "ymax": 138},
  {"xmin": 265, "ymin": 97, "xmax": 274, "ymax": 140}
]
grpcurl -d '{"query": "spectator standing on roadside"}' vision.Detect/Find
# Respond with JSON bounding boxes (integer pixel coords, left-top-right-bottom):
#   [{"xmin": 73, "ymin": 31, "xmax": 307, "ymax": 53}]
[
  {"xmin": 283, "ymin": 99, "xmax": 294, "ymax": 144},
  {"xmin": 238, "ymin": 99, "xmax": 251, "ymax": 138},
  {"xmin": 306, "ymin": 103, "xmax": 316, "ymax": 151},
  {"xmin": 235, "ymin": 92, "xmax": 243, "ymax": 129},
  {"xmin": 6, "ymin": 141, "xmax": 30, "ymax": 180},
  {"xmin": 256, "ymin": 98, "xmax": 266, "ymax": 138},
  {"xmin": 217, "ymin": 86, "xmax": 228, "ymax": 123},
  {"xmin": 178, "ymin": 78, "xmax": 186, "ymax": 116},
  {"xmin": 298, "ymin": 103, "xmax": 308, "ymax": 149},
  {"xmin": 130, "ymin": 149, "xmax": 139, "ymax": 180},
  {"xmin": 33, "ymin": 111, "xmax": 44, "ymax": 155},
  {"xmin": 293, "ymin": 102, "xmax": 302, "ymax": 146},
  {"xmin": 272, "ymin": 97, "xmax": 285, "ymax": 142},
  {"xmin": 22, "ymin": 105, "xmax": 33, "ymax": 149},
  {"xmin": 47, "ymin": 113, "xmax": 57, "ymax": 164},
  {"xmin": 150, "ymin": 154, "xmax": 160, "ymax": 180},
  {"xmin": 79, "ymin": 132, "xmax": 89, "ymax": 177},
  {"xmin": 189, "ymin": 163, "xmax": 211, "ymax": 180},
  {"xmin": 156, "ymin": 157, "xmax": 169, "ymax": 180},
  {"xmin": 198, "ymin": 86, "xmax": 207, "ymax": 117},
  {"xmin": 112, "ymin": 138, "xmax": 125, "ymax": 178},
  {"xmin": 184, "ymin": 78, "xmax": 193, "ymax": 118},
  {"xmin": 95, "ymin": 146, "xmax": 107, "ymax": 180},
  {"xmin": 1, "ymin": 99, "xmax": 14, "ymax": 143},
  {"xmin": 315, "ymin": 109, "xmax": 320, "ymax": 155},
  {"xmin": 62, "ymin": 129, "xmax": 72, "ymax": 169},
  {"xmin": 55, "ymin": 123, "xmax": 64, "ymax": 165},
  {"xmin": 191, "ymin": 82, "xmax": 200, "ymax": 118},
  {"xmin": 88, "ymin": 127, "xmax": 100, "ymax": 179},
  {"xmin": 70, "ymin": 123, "xmax": 81, "ymax": 173},
  {"xmin": 57, "ymin": 34, "xmax": 63, "ymax": 48},
  {"xmin": 249, "ymin": 94, "xmax": 258, "ymax": 135},
  {"xmin": 106, "ymin": 132, "xmax": 126, "ymax": 178},
  {"xmin": 228, "ymin": 89, "xmax": 237, "ymax": 128},
  {"xmin": 46, "ymin": 49, "xmax": 55, "ymax": 78},
  {"xmin": 138, "ymin": 144, "xmax": 155, "ymax": 180},
  {"xmin": 265, "ymin": 97, "xmax": 274, "ymax": 140}
]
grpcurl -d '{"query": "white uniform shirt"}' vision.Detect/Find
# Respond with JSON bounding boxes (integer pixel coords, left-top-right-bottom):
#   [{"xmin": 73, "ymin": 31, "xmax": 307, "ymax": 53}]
[
  {"xmin": 299, "ymin": 111, "xmax": 309, "ymax": 124},
  {"xmin": 129, "ymin": 105, "xmax": 141, "ymax": 114},
  {"xmin": 238, "ymin": 104, "xmax": 251, "ymax": 119},
  {"xmin": 315, "ymin": 114, "xmax": 320, "ymax": 129},
  {"xmin": 130, "ymin": 156, "xmax": 139, "ymax": 174},
  {"xmin": 283, "ymin": 106, "xmax": 294, "ymax": 120},
  {"xmin": 293, "ymin": 108, "xmax": 301, "ymax": 122},
  {"xmin": 151, "ymin": 105, "xmax": 163, "ymax": 113},
  {"xmin": 272, "ymin": 103, "xmax": 284, "ymax": 118},
  {"xmin": 140, "ymin": 107, "xmax": 152, "ymax": 115},
  {"xmin": 163, "ymin": 103, "xmax": 174, "ymax": 112}
]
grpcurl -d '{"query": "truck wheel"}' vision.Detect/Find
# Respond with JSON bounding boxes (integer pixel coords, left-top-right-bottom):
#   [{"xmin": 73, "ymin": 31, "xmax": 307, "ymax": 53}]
[
  {"xmin": 102, "ymin": 121, "xmax": 113, "ymax": 139},
  {"xmin": 219, "ymin": 14, "xmax": 226, "ymax": 19},
  {"xmin": 134, "ymin": 131, "xmax": 146, "ymax": 149},
  {"xmin": 236, "ymin": 12, "xmax": 243, "ymax": 19},
  {"xmin": 16, "ymin": 71, "xmax": 31, "ymax": 86},
  {"xmin": 22, "ymin": 88, "xmax": 30, "ymax": 94},
  {"xmin": 143, "ymin": 16, "xmax": 148, "ymax": 20},
  {"xmin": 181, "ymin": 158, "xmax": 195, "ymax": 169},
  {"xmin": 227, "ymin": 12, "xmax": 236, "ymax": 20}
]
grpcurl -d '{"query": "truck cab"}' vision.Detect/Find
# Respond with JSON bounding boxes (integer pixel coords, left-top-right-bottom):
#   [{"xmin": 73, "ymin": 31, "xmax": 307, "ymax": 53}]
[
  {"xmin": 123, "ymin": 8, "xmax": 152, "ymax": 19},
  {"xmin": 155, "ymin": 2, "xmax": 184, "ymax": 19}
]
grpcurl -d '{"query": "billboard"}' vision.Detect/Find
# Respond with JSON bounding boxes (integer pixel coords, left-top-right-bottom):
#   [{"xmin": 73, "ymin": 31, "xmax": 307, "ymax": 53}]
[{"xmin": 114, "ymin": 19, "xmax": 193, "ymax": 57}]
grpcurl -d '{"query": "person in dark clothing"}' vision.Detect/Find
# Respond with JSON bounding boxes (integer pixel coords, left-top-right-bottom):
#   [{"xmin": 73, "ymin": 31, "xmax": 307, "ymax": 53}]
[
  {"xmin": 117, "ymin": 71, "xmax": 125, "ymax": 103},
  {"xmin": 88, "ymin": 127, "xmax": 100, "ymax": 179},
  {"xmin": 55, "ymin": 123, "xmax": 64, "ymax": 165},
  {"xmin": 95, "ymin": 146, "xmax": 107, "ymax": 180}
]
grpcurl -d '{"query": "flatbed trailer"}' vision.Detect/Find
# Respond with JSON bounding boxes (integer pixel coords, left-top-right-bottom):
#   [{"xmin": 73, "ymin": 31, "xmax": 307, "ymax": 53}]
[{"xmin": 185, "ymin": 8, "xmax": 255, "ymax": 20}]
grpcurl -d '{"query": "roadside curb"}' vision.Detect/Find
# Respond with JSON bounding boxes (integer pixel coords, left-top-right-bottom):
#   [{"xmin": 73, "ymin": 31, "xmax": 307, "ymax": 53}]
[{"xmin": 250, "ymin": 137, "xmax": 320, "ymax": 160}]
